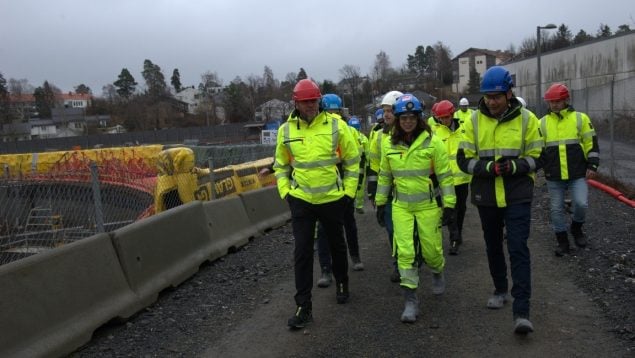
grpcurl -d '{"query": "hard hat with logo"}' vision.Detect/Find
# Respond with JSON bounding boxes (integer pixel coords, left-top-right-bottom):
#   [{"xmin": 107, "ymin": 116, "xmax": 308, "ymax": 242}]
[
  {"xmin": 321, "ymin": 93, "xmax": 343, "ymax": 110},
  {"xmin": 374, "ymin": 108, "xmax": 384, "ymax": 122},
  {"xmin": 393, "ymin": 93, "xmax": 424, "ymax": 116},
  {"xmin": 433, "ymin": 100, "xmax": 455, "ymax": 118},
  {"xmin": 480, "ymin": 66, "xmax": 514, "ymax": 93},
  {"xmin": 348, "ymin": 117, "xmax": 361, "ymax": 130},
  {"xmin": 293, "ymin": 79, "xmax": 322, "ymax": 101},
  {"xmin": 543, "ymin": 83, "xmax": 570, "ymax": 101},
  {"xmin": 381, "ymin": 90, "xmax": 404, "ymax": 106},
  {"xmin": 459, "ymin": 97, "xmax": 469, "ymax": 106}
]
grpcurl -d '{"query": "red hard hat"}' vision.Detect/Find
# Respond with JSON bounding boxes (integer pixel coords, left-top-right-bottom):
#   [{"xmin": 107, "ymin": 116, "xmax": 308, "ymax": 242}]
[
  {"xmin": 431, "ymin": 102, "xmax": 439, "ymax": 114},
  {"xmin": 544, "ymin": 83, "xmax": 570, "ymax": 101},
  {"xmin": 433, "ymin": 100, "xmax": 455, "ymax": 118},
  {"xmin": 293, "ymin": 79, "xmax": 322, "ymax": 101}
]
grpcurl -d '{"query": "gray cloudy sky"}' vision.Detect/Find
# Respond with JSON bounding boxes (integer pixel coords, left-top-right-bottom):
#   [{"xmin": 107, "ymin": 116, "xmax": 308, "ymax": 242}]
[{"xmin": 1, "ymin": 0, "xmax": 633, "ymax": 94}]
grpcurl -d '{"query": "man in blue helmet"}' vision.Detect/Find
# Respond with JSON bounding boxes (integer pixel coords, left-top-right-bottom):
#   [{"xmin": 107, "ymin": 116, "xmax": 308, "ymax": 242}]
[
  {"xmin": 314, "ymin": 94, "xmax": 365, "ymax": 291},
  {"xmin": 457, "ymin": 66, "xmax": 544, "ymax": 334}
]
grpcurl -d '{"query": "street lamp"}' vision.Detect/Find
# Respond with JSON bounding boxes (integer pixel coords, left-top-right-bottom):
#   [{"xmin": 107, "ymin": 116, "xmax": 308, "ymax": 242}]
[{"xmin": 536, "ymin": 23, "xmax": 557, "ymax": 116}]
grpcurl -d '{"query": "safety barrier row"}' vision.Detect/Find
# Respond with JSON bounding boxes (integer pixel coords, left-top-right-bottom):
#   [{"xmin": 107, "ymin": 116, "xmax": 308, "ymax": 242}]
[{"xmin": 0, "ymin": 186, "xmax": 290, "ymax": 358}]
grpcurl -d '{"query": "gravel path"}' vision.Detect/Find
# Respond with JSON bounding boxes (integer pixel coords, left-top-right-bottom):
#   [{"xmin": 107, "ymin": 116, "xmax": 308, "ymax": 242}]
[{"xmin": 72, "ymin": 179, "xmax": 634, "ymax": 357}]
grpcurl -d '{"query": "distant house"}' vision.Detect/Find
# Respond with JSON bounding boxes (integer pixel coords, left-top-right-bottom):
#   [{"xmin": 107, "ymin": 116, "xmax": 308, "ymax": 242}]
[
  {"xmin": 8, "ymin": 93, "xmax": 37, "ymax": 121},
  {"xmin": 0, "ymin": 123, "xmax": 31, "ymax": 142},
  {"xmin": 255, "ymin": 99, "xmax": 292, "ymax": 122},
  {"xmin": 60, "ymin": 92, "xmax": 91, "ymax": 108},
  {"xmin": 173, "ymin": 87, "xmax": 200, "ymax": 114},
  {"xmin": 452, "ymin": 48, "xmax": 512, "ymax": 94}
]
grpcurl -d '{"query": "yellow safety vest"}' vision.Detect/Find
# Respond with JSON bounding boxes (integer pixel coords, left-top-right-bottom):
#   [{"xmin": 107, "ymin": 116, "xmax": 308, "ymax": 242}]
[{"xmin": 431, "ymin": 122, "xmax": 472, "ymax": 186}]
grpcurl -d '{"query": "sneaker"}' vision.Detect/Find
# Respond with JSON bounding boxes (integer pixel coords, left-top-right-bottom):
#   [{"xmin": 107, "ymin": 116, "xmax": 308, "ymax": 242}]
[
  {"xmin": 432, "ymin": 272, "xmax": 445, "ymax": 295},
  {"xmin": 336, "ymin": 282, "xmax": 349, "ymax": 304},
  {"xmin": 513, "ymin": 316, "xmax": 534, "ymax": 334},
  {"xmin": 317, "ymin": 270, "xmax": 332, "ymax": 288},
  {"xmin": 487, "ymin": 292, "xmax": 508, "ymax": 309},
  {"xmin": 287, "ymin": 304, "xmax": 312, "ymax": 329},
  {"xmin": 449, "ymin": 240, "xmax": 460, "ymax": 255},
  {"xmin": 390, "ymin": 267, "xmax": 401, "ymax": 283},
  {"xmin": 351, "ymin": 256, "xmax": 365, "ymax": 271}
]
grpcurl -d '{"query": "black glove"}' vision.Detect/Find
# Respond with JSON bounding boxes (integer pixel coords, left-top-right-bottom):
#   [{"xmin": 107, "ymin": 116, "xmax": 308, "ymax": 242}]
[
  {"xmin": 376, "ymin": 205, "xmax": 386, "ymax": 227},
  {"xmin": 495, "ymin": 158, "xmax": 517, "ymax": 176},
  {"xmin": 441, "ymin": 207, "xmax": 456, "ymax": 226}
]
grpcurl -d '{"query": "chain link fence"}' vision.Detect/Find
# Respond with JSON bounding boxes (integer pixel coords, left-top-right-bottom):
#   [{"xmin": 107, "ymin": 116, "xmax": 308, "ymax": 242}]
[{"xmin": 0, "ymin": 144, "xmax": 276, "ymax": 266}]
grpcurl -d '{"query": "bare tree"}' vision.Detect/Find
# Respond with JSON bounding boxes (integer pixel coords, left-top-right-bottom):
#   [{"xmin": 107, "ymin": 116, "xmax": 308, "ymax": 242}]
[{"xmin": 339, "ymin": 64, "xmax": 361, "ymax": 114}]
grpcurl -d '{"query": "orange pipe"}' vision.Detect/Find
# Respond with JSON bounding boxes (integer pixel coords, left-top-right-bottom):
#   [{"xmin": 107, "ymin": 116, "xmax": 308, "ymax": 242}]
[{"xmin": 587, "ymin": 179, "xmax": 635, "ymax": 208}]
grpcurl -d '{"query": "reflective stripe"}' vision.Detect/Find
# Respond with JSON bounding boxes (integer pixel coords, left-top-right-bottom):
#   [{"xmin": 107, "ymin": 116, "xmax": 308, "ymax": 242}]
[
  {"xmin": 588, "ymin": 152, "xmax": 599, "ymax": 158},
  {"xmin": 393, "ymin": 168, "xmax": 432, "ymax": 177},
  {"xmin": 296, "ymin": 182, "xmax": 341, "ymax": 194},
  {"xmin": 342, "ymin": 155, "xmax": 360, "ymax": 167},
  {"xmin": 436, "ymin": 171, "xmax": 452, "ymax": 181},
  {"xmin": 399, "ymin": 268, "xmax": 419, "ymax": 288},
  {"xmin": 292, "ymin": 157, "xmax": 340, "ymax": 168},
  {"xmin": 367, "ymin": 175, "xmax": 378, "ymax": 181},
  {"xmin": 545, "ymin": 139, "xmax": 580, "ymax": 147},
  {"xmin": 525, "ymin": 157, "xmax": 536, "ymax": 171},
  {"xmin": 395, "ymin": 191, "xmax": 432, "ymax": 203},
  {"xmin": 377, "ymin": 184, "xmax": 392, "ymax": 197},
  {"xmin": 467, "ymin": 158, "xmax": 478, "ymax": 173},
  {"xmin": 441, "ymin": 184, "xmax": 454, "ymax": 196}
]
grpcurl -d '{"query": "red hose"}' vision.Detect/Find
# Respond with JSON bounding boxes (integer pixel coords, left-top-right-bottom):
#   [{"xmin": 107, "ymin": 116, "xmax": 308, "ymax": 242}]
[{"xmin": 587, "ymin": 179, "xmax": 635, "ymax": 208}]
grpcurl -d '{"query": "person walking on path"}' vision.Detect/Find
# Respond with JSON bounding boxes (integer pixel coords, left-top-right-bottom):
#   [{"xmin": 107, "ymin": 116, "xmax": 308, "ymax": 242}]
[
  {"xmin": 453, "ymin": 97, "xmax": 473, "ymax": 125},
  {"xmin": 273, "ymin": 79, "xmax": 360, "ymax": 329},
  {"xmin": 456, "ymin": 66, "xmax": 544, "ymax": 334},
  {"xmin": 430, "ymin": 100, "xmax": 471, "ymax": 255},
  {"xmin": 375, "ymin": 93, "xmax": 456, "ymax": 323},
  {"xmin": 540, "ymin": 83, "xmax": 599, "ymax": 256}
]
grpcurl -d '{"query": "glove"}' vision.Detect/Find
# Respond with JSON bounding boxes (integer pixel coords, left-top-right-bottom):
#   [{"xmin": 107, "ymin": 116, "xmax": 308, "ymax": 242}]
[
  {"xmin": 441, "ymin": 207, "xmax": 456, "ymax": 226},
  {"xmin": 376, "ymin": 205, "xmax": 386, "ymax": 227},
  {"xmin": 485, "ymin": 161, "xmax": 497, "ymax": 176},
  {"xmin": 494, "ymin": 158, "xmax": 517, "ymax": 176}
]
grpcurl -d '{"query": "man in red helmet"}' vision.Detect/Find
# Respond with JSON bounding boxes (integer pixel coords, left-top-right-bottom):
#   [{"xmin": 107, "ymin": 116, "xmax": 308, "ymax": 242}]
[
  {"xmin": 540, "ymin": 83, "xmax": 599, "ymax": 256},
  {"xmin": 273, "ymin": 79, "xmax": 360, "ymax": 329}
]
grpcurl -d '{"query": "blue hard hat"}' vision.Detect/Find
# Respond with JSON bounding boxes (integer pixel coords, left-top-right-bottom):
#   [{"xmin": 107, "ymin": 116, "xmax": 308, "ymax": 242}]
[
  {"xmin": 348, "ymin": 117, "xmax": 361, "ymax": 130},
  {"xmin": 393, "ymin": 93, "xmax": 424, "ymax": 116},
  {"xmin": 480, "ymin": 66, "xmax": 514, "ymax": 93},
  {"xmin": 374, "ymin": 108, "xmax": 384, "ymax": 122},
  {"xmin": 321, "ymin": 93, "xmax": 343, "ymax": 110}
]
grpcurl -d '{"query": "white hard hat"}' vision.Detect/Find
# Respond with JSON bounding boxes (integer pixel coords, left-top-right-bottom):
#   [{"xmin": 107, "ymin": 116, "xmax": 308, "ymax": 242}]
[
  {"xmin": 516, "ymin": 96, "xmax": 527, "ymax": 107},
  {"xmin": 381, "ymin": 91, "xmax": 404, "ymax": 106},
  {"xmin": 459, "ymin": 98, "xmax": 469, "ymax": 106}
]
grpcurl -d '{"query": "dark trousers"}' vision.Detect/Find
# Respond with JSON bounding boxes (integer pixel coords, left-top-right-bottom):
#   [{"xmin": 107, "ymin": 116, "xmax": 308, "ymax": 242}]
[
  {"xmin": 288, "ymin": 196, "xmax": 348, "ymax": 307},
  {"xmin": 317, "ymin": 198, "xmax": 359, "ymax": 270},
  {"xmin": 455, "ymin": 183, "xmax": 469, "ymax": 236},
  {"xmin": 477, "ymin": 203, "xmax": 532, "ymax": 317}
]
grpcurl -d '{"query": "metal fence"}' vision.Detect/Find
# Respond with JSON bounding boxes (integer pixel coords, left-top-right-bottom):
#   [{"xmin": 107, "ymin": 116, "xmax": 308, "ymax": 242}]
[{"xmin": 0, "ymin": 144, "xmax": 275, "ymax": 266}]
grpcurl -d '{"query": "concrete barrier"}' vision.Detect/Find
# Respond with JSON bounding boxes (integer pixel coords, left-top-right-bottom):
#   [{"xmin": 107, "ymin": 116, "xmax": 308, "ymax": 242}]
[
  {"xmin": 111, "ymin": 200, "xmax": 212, "ymax": 305},
  {"xmin": 239, "ymin": 186, "xmax": 290, "ymax": 234},
  {"xmin": 0, "ymin": 233, "xmax": 143, "ymax": 358},
  {"xmin": 202, "ymin": 196, "xmax": 258, "ymax": 261}
]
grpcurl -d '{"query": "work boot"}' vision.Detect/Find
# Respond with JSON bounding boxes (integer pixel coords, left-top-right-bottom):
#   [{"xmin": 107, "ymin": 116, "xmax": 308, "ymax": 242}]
[
  {"xmin": 432, "ymin": 271, "xmax": 445, "ymax": 295},
  {"xmin": 390, "ymin": 266, "xmax": 401, "ymax": 283},
  {"xmin": 449, "ymin": 240, "xmax": 460, "ymax": 255},
  {"xmin": 317, "ymin": 269, "xmax": 332, "ymax": 288},
  {"xmin": 554, "ymin": 231, "xmax": 570, "ymax": 257},
  {"xmin": 487, "ymin": 291, "xmax": 508, "ymax": 309},
  {"xmin": 336, "ymin": 282, "xmax": 349, "ymax": 304},
  {"xmin": 351, "ymin": 256, "xmax": 365, "ymax": 271},
  {"xmin": 287, "ymin": 302, "xmax": 312, "ymax": 329},
  {"xmin": 400, "ymin": 287, "xmax": 419, "ymax": 323},
  {"xmin": 570, "ymin": 221, "xmax": 587, "ymax": 248},
  {"xmin": 513, "ymin": 314, "xmax": 534, "ymax": 334}
]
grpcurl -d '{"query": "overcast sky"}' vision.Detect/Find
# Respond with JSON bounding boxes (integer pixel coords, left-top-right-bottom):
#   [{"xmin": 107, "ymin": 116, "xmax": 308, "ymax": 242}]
[{"xmin": 1, "ymin": 0, "xmax": 633, "ymax": 95}]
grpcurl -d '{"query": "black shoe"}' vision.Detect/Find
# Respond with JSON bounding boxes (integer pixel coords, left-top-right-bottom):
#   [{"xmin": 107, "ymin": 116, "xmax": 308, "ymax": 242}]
[
  {"xmin": 336, "ymin": 282, "xmax": 349, "ymax": 304},
  {"xmin": 571, "ymin": 222, "xmax": 587, "ymax": 248},
  {"xmin": 554, "ymin": 231, "xmax": 570, "ymax": 257},
  {"xmin": 449, "ymin": 240, "xmax": 460, "ymax": 255},
  {"xmin": 287, "ymin": 304, "xmax": 312, "ymax": 329}
]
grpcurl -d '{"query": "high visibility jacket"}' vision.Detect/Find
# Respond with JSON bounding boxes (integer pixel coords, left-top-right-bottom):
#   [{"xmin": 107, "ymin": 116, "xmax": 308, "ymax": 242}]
[
  {"xmin": 376, "ymin": 130, "xmax": 456, "ymax": 210},
  {"xmin": 367, "ymin": 123, "xmax": 386, "ymax": 173},
  {"xmin": 453, "ymin": 108, "xmax": 473, "ymax": 125},
  {"xmin": 431, "ymin": 120, "xmax": 472, "ymax": 186},
  {"xmin": 540, "ymin": 107, "xmax": 599, "ymax": 181},
  {"xmin": 427, "ymin": 116, "xmax": 438, "ymax": 127},
  {"xmin": 273, "ymin": 111, "xmax": 360, "ymax": 204},
  {"xmin": 457, "ymin": 103, "xmax": 544, "ymax": 208}
]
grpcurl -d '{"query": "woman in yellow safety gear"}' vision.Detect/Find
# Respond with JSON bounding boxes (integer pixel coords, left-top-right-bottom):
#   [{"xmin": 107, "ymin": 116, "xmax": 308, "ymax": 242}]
[{"xmin": 375, "ymin": 93, "xmax": 456, "ymax": 323}]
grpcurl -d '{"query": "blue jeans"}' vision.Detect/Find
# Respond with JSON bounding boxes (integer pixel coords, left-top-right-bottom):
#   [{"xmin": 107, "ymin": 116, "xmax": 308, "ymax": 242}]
[
  {"xmin": 477, "ymin": 203, "xmax": 532, "ymax": 317},
  {"xmin": 546, "ymin": 178, "xmax": 588, "ymax": 233}
]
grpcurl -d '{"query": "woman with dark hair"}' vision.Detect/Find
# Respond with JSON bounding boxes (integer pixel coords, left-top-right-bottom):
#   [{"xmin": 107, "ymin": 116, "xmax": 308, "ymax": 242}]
[{"xmin": 375, "ymin": 93, "xmax": 456, "ymax": 323}]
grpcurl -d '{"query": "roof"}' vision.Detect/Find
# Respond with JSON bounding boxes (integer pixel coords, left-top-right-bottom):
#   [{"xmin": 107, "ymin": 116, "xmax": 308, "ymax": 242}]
[{"xmin": 452, "ymin": 47, "xmax": 512, "ymax": 62}]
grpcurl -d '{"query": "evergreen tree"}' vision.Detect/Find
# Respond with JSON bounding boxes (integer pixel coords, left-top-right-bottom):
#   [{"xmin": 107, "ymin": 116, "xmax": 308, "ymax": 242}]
[
  {"xmin": 74, "ymin": 84, "xmax": 91, "ymax": 95},
  {"xmin": 466, "ymin": 65, "xmax": 481, "ymax": 94},
  {"xmin": 551, "ymin": 24, "xmax": 573, "ymax": 50},
  {"xmin": 114, "ymin": 68, "xmax": 137, "ymax": 99},
  {"xmin": 596, "ymin": 23, "xmax": 612, "ymax": 38},
  {"xmin": 573, "ymin": 29, "xmax": 594, "ymax": 44},
  {"xmin": 171, "ymin": 68, "xmax": 182, "ymax": 93},
  {"xmin": 142, "ymin": 59, "xmax": 167, "ymax": 98},
  {"xmin": 296, "ymin": 68, "xmax": 308, "ymax": 82},
  {"xmin": 406, "ymin": 45, "xmax": 428, "ymax": 76},
  {"xmin": 0, "ymin": 72, "xmax": 10, "ymax": 123},
  {"xmin": 33, "ymin": 81, "xmax": 57, "ymax": 119},
  {"xmin": 616, "ymin": 24, "xmax": 631, "ymax": 34}
]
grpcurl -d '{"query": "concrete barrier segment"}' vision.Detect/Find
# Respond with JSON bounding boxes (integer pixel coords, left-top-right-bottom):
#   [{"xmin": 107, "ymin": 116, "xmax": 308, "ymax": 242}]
[
  {"xmin": 111, "ymin": 200, "xmax": 213, "ymax": 305},
  {"xmin": 202, "ymin": 196, "xmax": 258, "ymax": 261},
  {"xmin": 0, "ymin": 233, "xmax": 143, "ymax": 358},
  {"xmin": 239, "ymin": 186, "xmax": 290, "ymax": 234}
]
